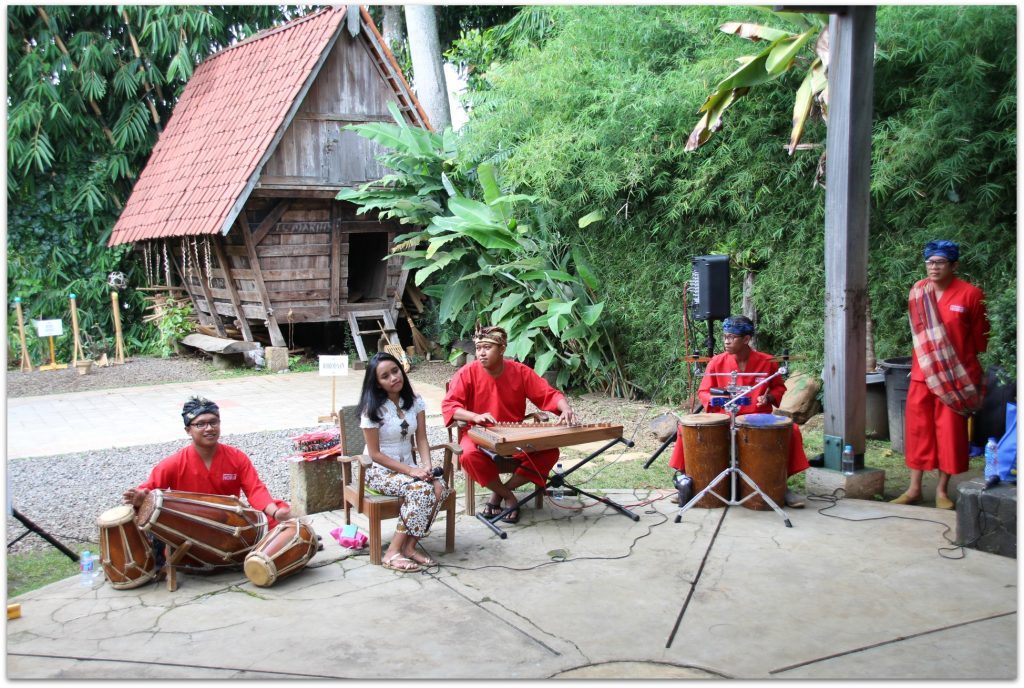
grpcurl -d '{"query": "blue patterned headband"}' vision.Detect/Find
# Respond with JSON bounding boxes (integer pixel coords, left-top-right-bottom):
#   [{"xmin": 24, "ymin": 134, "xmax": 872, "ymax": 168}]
[
  {"xmin": 722, "ymin": 317, "xmax": 755, "ymax": 336},
  {"xmin": 182, "ymin": 396, "xmax": 219, "ymax": 426},
  {"xmin": 923, "ymin": 240, "xmax": 959, "ymax": 262}
]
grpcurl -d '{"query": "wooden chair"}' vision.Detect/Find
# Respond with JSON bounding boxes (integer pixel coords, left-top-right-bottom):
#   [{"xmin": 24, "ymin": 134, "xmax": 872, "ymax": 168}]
[
  {"xmin": 444, "ymin": 381, "xmax": 551, "ymax": 515},
  {"xmin": 337, "ymin": 404, "xmax": 460, "ymax": 565}
]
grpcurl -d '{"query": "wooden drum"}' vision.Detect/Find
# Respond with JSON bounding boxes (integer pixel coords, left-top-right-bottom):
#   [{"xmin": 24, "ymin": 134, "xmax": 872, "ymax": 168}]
[
  {"xmin": 243, "ymin": 518, "xmax": 318, "ymax": 587},
  {"xmin": 135, "ymin": 489, "xmax": 267, "ymax": 571},
  {"xmin": 97, "ymin": 505, "xmax": 157, "ymax": 590},
  {"xmin": 679, "ymin": 414, "xmax": 731, "ymax": 508},
  {"xmin": 735, "ymin": 414, "xmax": 791, "ymax": 511}
]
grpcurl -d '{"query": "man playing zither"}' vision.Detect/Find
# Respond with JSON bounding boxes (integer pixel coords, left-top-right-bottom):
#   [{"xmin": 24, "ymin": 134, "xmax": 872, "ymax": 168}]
[
  {"xmin": 891, "ymin": 240, "xmax": 989, "ymax": 509},
  {"xmin": 442, "ymin": 326, "xmax": 578, "ymax": 524},
  {"xmin": 669, "ymin": 315, "xmax": 809, "ymax": 508}
]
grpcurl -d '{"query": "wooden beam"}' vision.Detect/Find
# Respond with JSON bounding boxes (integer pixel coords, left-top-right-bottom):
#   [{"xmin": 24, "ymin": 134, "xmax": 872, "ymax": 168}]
[
  {"xmin": 237, "ymin": 211, "xmax": 287, "ymax": 348},
  {"xmin": 330, "ymin": 204, "xmax": 342, "ymax": 317},
  {"xmin": 211, "ymin": 237, "xmax": 255, "ymax": 342},
  {"xmin": 251, "ymin": 186, "xmax": 344, "ymax": 199},
  {"xmin": 251, "ymin": 201, "xmax": 290, "ymax": 246},
  {"xmin": 190, "ymin": 240, "xmax": 226, "ymax": 337},
  {"xmin": 822, "ymin": 7, "xmax": 876, "ymax": 467}
]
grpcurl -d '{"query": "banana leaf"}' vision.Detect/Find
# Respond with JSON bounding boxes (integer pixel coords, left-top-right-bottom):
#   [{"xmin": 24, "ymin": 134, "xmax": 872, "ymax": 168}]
[
  {"xmin": 534, "ymin": 349, "xmax": 557, "ymax": 377},
  {"xmin": 719, "ymin": 22, "xmax": 791, "ymax": 42},
  {"xmin": 788, "ymin": 64, "xmax": 816, "ymax": 155},
  {"xmin": 766, "ymin": 29, "xmax": 815, "ymax": 75}
]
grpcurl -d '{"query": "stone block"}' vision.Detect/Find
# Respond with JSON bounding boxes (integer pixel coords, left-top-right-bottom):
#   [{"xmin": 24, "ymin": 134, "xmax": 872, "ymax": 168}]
[
  {"xmin": 265, "ymin": 346, "xmax": 289, "ymax": 373},
  {"xmin": 649, "ymin": 413, "xmax": 681, "ymax": 443},
  {"xmin": 289, "ymin": 459, "xmax": 344, "ymax": 516},
  {"xmin": 211, "ymin": 352, "xmax": 243, "ymax": 370},
  {"xmin": 805, "ymin": 466, "xmax": 886, "ymax": 500},
  {"xmin": 956, "ymin": 477, "xmax": 1016, "ymax": 559}
]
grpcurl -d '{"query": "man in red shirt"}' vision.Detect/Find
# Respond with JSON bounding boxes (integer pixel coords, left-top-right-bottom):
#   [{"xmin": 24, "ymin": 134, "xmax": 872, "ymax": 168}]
[
  {"xmin": 892, "ymin": 240, "xmax": 989, "ymax": 509},
  {"xmin": 123, "ymin": 396, "xmax": 291, "ymax": 527},
  {"xmin": 442, "ymin": 326, "xmax": 577, "ymax": 524},
  {"xmin": 669, "ymin": 316, "xmax": 808, "ymax": 507}
]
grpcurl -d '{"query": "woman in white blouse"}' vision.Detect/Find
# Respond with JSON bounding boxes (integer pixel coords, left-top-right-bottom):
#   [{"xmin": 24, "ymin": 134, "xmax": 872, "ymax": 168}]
[{"xmin": 358, "ymin": 352, "xmax": 450, "ymax": 572}]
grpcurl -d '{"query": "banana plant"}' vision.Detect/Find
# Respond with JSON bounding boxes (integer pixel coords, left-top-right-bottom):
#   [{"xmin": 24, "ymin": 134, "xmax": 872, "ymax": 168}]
[{"xmin": 686, "ymin": 10, "xmax": 830, "ymax": 154}]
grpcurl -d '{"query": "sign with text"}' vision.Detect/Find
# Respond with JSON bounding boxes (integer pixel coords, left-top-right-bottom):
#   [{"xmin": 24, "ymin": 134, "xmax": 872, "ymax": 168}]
[
  {"xmin": 32, "ymin": 319, "xmax": 64, "ymax": 337},
  {"xmin": 319, "ymin": 355, "xmax": 349, "ymax": 376}
]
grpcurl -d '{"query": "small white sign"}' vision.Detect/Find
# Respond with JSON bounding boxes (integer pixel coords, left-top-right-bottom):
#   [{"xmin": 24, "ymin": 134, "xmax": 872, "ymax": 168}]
[
  {"xmin": 32, "ymin": 319, "xmax": 64, "ymax": 337},
  {"xmin": 319, "ymin": 355, "xmax": 349, "ymax": 376}
]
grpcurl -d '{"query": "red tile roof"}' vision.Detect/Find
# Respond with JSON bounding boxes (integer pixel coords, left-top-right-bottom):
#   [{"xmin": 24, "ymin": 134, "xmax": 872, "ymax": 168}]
[{"xmin": 109, "ymin": 6, "xmax": 425, "ymax": 246}]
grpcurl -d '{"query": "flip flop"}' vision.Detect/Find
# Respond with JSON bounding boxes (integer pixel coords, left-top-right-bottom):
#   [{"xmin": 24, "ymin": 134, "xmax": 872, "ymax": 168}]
[
  {"xmin": 501, "ymin": 508, "xmax": 520, "ymax": 524},
  {"xmin": 408, "ymin": 547, "xmax": 438, "ymax": 567},
  {"xmin": 479, "ymin": 499, "xmax": 503, "ymax": 519},
  {"xmin": 381, "ymin": 554, "xmax": 421, "ymax": 573}
]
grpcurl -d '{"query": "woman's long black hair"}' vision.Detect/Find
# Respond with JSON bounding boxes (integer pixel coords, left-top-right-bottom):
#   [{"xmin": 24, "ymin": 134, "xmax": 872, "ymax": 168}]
[{"xmin": 357, "ymin": 352, "xmax": 416, "ymax": 423}]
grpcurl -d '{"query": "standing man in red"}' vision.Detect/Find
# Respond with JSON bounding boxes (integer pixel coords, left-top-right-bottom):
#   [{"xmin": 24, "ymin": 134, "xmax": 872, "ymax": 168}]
[
  {"xmin": 891, "ymin": 240, "xmax": 989, "ymax": 509},
  {"xmin": 669, "ymin": 315, "xmax": 809, "ymax": 508},
  {"xmin": 442, "ymin": 326, "xmax": 578, "ymax": 524},
  {"xmin": 123, "ymin": 396, "xmax": 291, "ymax": 527}
]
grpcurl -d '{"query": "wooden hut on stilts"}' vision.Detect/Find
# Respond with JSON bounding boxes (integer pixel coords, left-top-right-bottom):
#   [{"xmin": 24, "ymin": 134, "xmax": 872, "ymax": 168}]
[{"xmin": 108, "ymin": 6, "xmax": 431, "ymax": 361}]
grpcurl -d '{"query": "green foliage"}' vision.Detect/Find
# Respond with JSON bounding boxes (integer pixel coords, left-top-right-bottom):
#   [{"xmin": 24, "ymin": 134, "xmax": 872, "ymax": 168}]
[
  {"xmin": 8, "ymin": 547, "xmax": 86, "ymax": 598},
  {"xmin": 7, "ymin": 6, "xmax": 307, "ymax": 363},
  {"xmin": 155, "ymin": 297, "xmax": 194, "ymax": 358},
  {"xmin": 338, "ymin": 106, "xmax": 631, "ymax": 396},
  {"xmin": 455, "ymin": 5, "xmax": 1016, "ymax": 399}
]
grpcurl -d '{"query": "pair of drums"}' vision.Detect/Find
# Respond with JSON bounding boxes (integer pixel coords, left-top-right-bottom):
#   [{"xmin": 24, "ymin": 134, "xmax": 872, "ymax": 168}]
[
  {"xmin": 680, "ymin": 413, "xmax": 792, "ymax": 510},
  {"xmin": 96, "ymin": 490, "xmax": 317, "ymax": 589}
]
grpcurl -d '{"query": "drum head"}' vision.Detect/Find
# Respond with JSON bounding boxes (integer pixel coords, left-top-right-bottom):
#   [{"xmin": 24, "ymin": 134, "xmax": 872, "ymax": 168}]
[
  {"xmin": 134, "ymin": 489, "xmax": 163, "ymax": 529},
  {"xmin": 97, "ymin": 504, "xmax": 135, "ymax": 528},
  {"xmin": 679, "ymin": 413, "xmax": 729, "ymax": 427},
  {"xmin": 735, "ymin": 413, "xmax": 792, "ymax": 428},
  {"xmin": 244, "ymin": 553, "xmax": 276, "ymax": 587}
]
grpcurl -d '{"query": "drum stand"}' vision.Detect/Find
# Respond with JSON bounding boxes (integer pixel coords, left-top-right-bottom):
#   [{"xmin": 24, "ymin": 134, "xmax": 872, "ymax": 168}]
[
  {"xmin": 478, "ymin": 436, "xmax": 638, "ymax": 539},
  {"xmin": 674, "ymin": 370, "xmax": 793, "ymax": 528},
  {"xmin": 7, "ymin": 507, "xmax": 80, "ymax": 562}
]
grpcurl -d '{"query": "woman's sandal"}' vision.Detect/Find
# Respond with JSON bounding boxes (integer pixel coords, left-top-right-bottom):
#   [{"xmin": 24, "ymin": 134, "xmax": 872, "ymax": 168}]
[
  {"xmin": 382, "ymin": 553, "xmax": 421, "ymax": 573},
  {"xmin": 408, "ymin": 547, "xmax": 438, "ymax": 567}
]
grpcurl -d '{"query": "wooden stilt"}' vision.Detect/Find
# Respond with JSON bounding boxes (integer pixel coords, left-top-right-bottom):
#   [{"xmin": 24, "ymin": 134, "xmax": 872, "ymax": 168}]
[
  {"xmin": 69, "ymin": 294, "xmax": 85, "ymax": 366},
  {"xmin": 14, "ymin": 298, "xmax": 32, "ymax": 372},
  {"xmin": 110, "ymin": 292, "xmax": 126, "ymax": 364}
]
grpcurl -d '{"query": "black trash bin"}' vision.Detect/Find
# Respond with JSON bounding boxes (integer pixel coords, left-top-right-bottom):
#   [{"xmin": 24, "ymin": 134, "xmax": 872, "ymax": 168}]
[{"xmin": 880, "ymin": 357, "xmax": 912, "ymax": 454}]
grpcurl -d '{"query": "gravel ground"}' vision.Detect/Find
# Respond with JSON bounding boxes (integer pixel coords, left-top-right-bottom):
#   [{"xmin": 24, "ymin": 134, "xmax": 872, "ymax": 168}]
[{"xmin": 6, "ymin": 356, "xmax": 667, "ymax": 554}]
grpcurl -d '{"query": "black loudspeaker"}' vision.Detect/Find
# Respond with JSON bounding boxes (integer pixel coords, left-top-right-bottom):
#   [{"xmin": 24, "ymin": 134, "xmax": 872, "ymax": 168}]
[{"xmin": 690, "ymin": 255, "xmax": 730, "ymax": 321}]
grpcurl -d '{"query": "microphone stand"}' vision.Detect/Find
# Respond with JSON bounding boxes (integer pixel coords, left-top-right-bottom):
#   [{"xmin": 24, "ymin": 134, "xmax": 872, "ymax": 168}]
[{"xmin": 674, "ymin": 368, "xmax": 793, "ymax": 528}]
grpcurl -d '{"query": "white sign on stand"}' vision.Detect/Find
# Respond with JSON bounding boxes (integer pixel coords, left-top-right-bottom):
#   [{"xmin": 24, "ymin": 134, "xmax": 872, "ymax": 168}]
[
  {"xmin": 32, "ymin": 319, "xmax": 64, "ymax": 337},
  {"xmin": 319, "ymin": 355, "xmax": 349, "ymax": 376}
]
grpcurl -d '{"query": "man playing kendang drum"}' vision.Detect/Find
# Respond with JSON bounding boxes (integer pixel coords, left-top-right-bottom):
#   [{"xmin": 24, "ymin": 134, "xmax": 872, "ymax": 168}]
[
  {"xmin": 123, "ymin": 396, "xmax": 291, "ymax": 527},
  {"xmin": 669, "ymin": 315, "xmax": 809, "ymax": 508},
  {"xmin": 891, "ymin": 240, "xmax": 989, "ymax": 509},
  {"xmin": 442, "ymin": 326, "xmax": 578, "ymax": 524}
]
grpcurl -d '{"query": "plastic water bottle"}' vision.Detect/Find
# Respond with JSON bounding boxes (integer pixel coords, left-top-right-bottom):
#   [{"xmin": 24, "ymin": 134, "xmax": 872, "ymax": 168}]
[
  {"xmin": 554, "ymin": 463, "xmax": 564, "ymax": 501},
  {"xmin": 79, "ymin": 551, "xmax": 95, "ymax": 587},
  {"xmin": 984, "ymin": 437, "xmax": 1000, "ymax": 488},
  {"xmin": 841, "ymin": 445, "xmax": 855, "ymax": 476}
]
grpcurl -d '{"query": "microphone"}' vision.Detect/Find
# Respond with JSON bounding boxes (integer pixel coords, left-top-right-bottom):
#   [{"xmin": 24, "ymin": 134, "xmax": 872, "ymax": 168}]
[{"xmin": 710, "ymin": 387, "xmax": 729, "ymax": 395}]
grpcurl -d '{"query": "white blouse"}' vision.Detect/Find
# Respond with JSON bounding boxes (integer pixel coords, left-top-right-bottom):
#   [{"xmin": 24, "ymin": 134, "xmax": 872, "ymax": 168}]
[{"xmin": 360, "ymin": 395, "xmax": 426, "ymax": 467}]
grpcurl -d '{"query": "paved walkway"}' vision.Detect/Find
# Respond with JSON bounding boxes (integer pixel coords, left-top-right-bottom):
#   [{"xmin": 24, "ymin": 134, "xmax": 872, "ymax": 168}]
[
  {"xmin": 6, "ymin": 372, "xmax": 447, "ymax": 459},
  {"xmin": 5, "ymin": 373, "xmax": 1018, "ymax": 679}
]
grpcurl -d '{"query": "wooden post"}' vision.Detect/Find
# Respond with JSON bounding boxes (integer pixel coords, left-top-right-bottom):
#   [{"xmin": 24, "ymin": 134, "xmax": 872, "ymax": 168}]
[
  {"xmin": 111, "ymin": 292, "xmax": 126, "ymax": 364},
  {"xmin": 14, "ymin": 297, "xmax": 32, "ymax": 372},
  {"xmin": 69, "ymin": 293, "xmax": 85, "ymax": 366},
  {"xmin": 237, "ymin": 211, "xmax": 287, "ymax": 348},
  {"xmin": 211, "ymin": 238, "xmax": 255, "ymax": 342},
  {"xmin": 822, "ymin": 7, "xmax": 876, "ymax": 469}
]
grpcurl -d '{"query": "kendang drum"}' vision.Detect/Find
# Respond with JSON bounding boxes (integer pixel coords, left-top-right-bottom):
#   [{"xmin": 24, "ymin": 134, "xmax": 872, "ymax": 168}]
[
  {"xmin": 97, "ymin": 505, "xmax": 157, "ymax": 590},
  {"xmin": 244, "ymin": 518, "xmax": 318, "ymax": 587},
  {"xmin": 735, "ymin": 414, "xmax": 792, "ymax": 510},
  {"xmin": 679, "ymin": 414, "xmax": 731, "ymax": 508},
  {"xmin": 135, "ymin": 490, "xmax": 267, "ymax": 571}
]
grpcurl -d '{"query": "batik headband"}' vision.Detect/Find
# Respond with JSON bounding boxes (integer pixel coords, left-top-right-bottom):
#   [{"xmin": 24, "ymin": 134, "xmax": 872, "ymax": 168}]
[
  {"xmin": 182, "ymin": 396, "xmax": 220, "ymax": 426},
  {"xmin": 923, "ymin": 240, "xmax": 960, "ymax": 262},
  {"xmin": 722, "ymin": 317, "xmax": 755, "ymax": 337},
  {"xmin": 473, "ymin": 327, "xmax": 507, "ymax": 348}
]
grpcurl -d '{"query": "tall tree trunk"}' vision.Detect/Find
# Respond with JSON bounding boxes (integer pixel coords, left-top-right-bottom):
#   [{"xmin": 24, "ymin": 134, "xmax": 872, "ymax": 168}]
[
  {"xmin": 382, "ymin": 5, "xmax": 405, "ymax": 52},
  {"xmin": 404, "ymin": 5, "xmax": 451, "ymax": 131},
  {"xmin": 865, "ymin": 295, "xmax": 876, "ymax": 372},
  {"xmin": 742, "ymin": 269, "xmax": 758, "ymax": 348}
]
